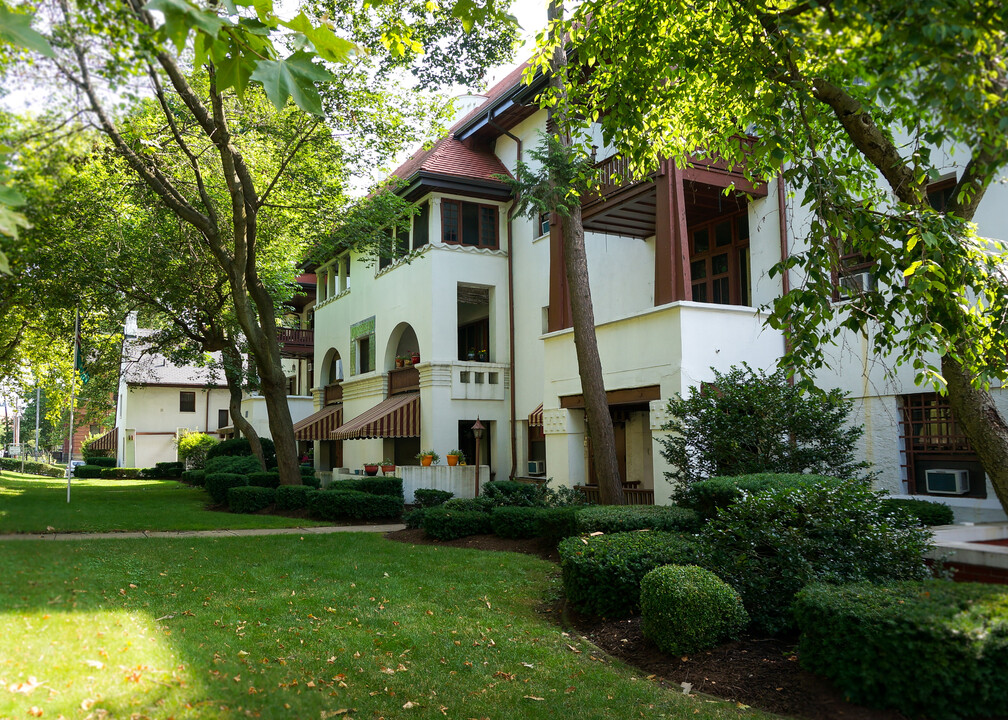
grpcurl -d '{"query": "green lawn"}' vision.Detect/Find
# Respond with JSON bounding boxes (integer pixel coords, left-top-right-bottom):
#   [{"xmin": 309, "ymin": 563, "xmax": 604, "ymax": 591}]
[
  {"xmin": 0, "ymin": 533, "xmax": 772, "ymax": 719},
  {"xmin": 0, "ymin": 471, "xmax": 327, "ymax": 533}
]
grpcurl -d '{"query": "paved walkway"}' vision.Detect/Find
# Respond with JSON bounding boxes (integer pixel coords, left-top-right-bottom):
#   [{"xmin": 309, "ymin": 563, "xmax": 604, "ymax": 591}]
[{"xmin": 0, "ymin": 524, "xmax": 406, "ymax": 541}]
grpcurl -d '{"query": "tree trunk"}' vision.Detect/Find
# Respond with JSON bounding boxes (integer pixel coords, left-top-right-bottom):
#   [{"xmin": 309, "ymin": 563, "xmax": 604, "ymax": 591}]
[
  {"xmin": 258, "ymin": 365, "xmax": 302, "ymax": 485},
  {"xmin": 548, "ymin": 0, "xmax": 624, "ymax": 505},
  {"xmin": 221, "ymin": 344, "xmax": 266, "ymax": 471},
  {"xmin": 942, "ymin": 355, "xmax": 1008, "ymax": 511}
]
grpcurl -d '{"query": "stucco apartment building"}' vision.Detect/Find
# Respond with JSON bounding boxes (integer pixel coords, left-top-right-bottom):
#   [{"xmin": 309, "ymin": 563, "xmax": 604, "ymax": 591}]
[{"xmin": 305, "ymin": 63, "xmax": 1008, "ymax": 522}]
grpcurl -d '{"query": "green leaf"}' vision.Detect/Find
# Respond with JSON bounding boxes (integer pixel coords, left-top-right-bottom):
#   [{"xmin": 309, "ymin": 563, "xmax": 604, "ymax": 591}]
[
  {"xmin": 248, "ymin": 52, "xmax": 334, "ymax": 115},
  {"xmin": 0, "ymin": 185, "xmax": 25, "ymax": 208},
  {"xmin": 0, "ymin": 249, "xmax": 9, "ymax": 275},
  {"xmin": 0, "ymin": 204, "xmax": 30, "ymax": 239},
  {"xmin": 144, "ymin": 0, "xmax": 224, "ymax": 52},
  {"xmin": 0, "ymin": 5, "xmax": 54, "ymax": 57}
]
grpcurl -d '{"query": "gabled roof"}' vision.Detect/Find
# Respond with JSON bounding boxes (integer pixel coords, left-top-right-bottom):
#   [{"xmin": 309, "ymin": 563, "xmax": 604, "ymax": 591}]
[{"xmin": 121, "ymin": 330, "xmax": 227, "ymax": 388}]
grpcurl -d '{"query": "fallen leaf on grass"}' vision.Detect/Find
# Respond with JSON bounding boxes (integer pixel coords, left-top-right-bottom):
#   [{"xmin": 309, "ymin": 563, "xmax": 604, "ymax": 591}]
[
  {"xmin": 402, "ymin": 701, "xmax": 415, "ymax": 709},
  {"xmin": 523, "ymin": 695, "xmax": 544, "ymax": 701},
  {"xmin": 27, "ymin": 706, "xmax": 42, "ymax": 717},
  {"xmin": 10, "ymin": 677, "xmax": 43, "ymax": 694}
]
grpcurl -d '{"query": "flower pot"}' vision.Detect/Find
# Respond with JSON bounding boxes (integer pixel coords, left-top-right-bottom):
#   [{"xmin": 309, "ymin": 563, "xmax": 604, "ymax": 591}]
[
  {"xmin": 381, "ymin": 464, "xmax": 395, "ymax": 476},
  {"xmin": 420, "ymin": 455, "xmax": 433, "ymax": 467},
  {"xmin": 446, "ymin": 454, "xmax": 459, "ymax": 467},
  {"xmin": 395, "ymin": 358, "xmax": 404, "ymax": 368},
  {"xmin": 411, "ymin": 352, "xmax": 420, "ymax": 364},
  {"xmin": 478, "ymin": 351, "xmax": 488, "ymax": 362},
  {"xmin": 364, "ymin": 465, "xmax": 379, "ymax": 476}
]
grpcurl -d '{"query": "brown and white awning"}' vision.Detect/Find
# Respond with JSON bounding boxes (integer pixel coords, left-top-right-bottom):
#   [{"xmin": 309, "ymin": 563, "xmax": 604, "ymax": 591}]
[
  {"xmin": 91, "ymin": 427, "xmax": 117, "ymax": 452},
  {"xmin": 293, "ymin": 404, "xmax": 343, "ymax": 441},
  {"xmin": 332, "ymin": 392, "xmax": 419, "ymax": 440},
  {"xmin": 528, "ymin": 403, "xmax": 544, "ymax": 428}
]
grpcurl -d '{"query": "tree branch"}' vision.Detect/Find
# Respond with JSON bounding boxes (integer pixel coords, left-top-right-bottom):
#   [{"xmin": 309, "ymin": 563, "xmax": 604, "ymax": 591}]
[{"xmin": 257, "ymin": 117, "xmax": 323, "ymax": 210}]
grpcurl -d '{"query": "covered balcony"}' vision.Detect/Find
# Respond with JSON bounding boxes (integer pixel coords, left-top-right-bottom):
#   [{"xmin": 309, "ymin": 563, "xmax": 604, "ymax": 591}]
[{"xmin": 278, "ymin": 327, "xmax": 314, "ymax": 358}]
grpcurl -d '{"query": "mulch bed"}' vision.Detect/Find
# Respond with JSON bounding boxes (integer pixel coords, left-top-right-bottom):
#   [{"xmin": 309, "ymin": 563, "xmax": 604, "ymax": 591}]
[{"xmin": 385, "ymin": 528, "xmax": 908, "ymax": 720}]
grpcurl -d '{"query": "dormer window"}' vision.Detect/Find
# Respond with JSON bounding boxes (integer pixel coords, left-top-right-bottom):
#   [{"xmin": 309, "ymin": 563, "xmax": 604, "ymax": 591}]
[{"xmin": 441, "ymin": 200, "xmax": 499, "ymax": 249}]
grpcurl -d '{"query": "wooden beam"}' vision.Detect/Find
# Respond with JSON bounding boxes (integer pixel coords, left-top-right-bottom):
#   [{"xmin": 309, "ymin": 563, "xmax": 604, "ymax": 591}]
[
  {"xmin": 559, "ymin": 384, "xmax": 662, "ymax": 409},
  {"xmin": 681, "ymin": 165, "xmax": 768, "ymax": 198}
]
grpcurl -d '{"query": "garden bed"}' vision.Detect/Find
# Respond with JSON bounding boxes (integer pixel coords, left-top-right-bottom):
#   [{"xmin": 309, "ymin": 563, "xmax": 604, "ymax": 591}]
[{"xmin": 386, "ymin": 527, "xmax": 559, "ymax": 561}]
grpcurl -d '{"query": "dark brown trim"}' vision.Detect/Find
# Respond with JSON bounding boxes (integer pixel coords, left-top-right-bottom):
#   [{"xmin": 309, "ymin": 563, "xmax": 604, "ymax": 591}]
[
  {"xmin": 680, "ymin": 164, "xmax": 768, "ymax": 198},
  {"xmin": 547, "ymin": 211, "xmax": 571, "ymax": 331},
  {"xmin": 559, "ymin": 385, "xmax": 662, "ymax": 409},
  {"xmin": 135, "ymin": 431, "xmax": 178, "ymax": 436},
  {"xmin": 440, "ymin": 199, "xmax": 500, "ymax": 249}
]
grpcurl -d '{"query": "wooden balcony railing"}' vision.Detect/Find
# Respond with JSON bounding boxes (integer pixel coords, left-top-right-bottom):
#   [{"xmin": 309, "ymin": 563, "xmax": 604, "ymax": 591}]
[
  {"xmin": 277, "ymin": 327, "xmax": 314, "ymax": 357},
  {"xmin": 575, "ymin": 485, "xmax": 655, "ymax": 506},
  {"xmin": 324, "ymin": 382, "xmax": 343, "ymax": 406},
  {"xmin": 388, "ymin": 366, "xmax": 420, "ymax": 395}
]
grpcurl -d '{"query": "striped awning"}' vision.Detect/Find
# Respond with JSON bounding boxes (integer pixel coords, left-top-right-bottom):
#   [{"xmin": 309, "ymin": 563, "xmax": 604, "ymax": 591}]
[
  {"xmin": 529, "ymin": 403, "xmax": 544, "ymax": 427},
  {"xmin": 293, "ymin": 404, "xmax": 343, "ymax": 441},
  {"xmin": 332, "ymin": 392, "xmax": 419, "ymax": 440},
  {"xmin": 91, "ymin": 427, "xmax": 117, "ymax": 451}
]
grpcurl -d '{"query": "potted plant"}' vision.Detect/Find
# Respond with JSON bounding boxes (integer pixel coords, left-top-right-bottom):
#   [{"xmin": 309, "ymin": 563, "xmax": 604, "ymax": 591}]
[
  {"xmin": 363, "ymin": 461, "xmax": 380, "ymax": 476},
  {"xmin": 477, "ymin": 348, "xmax": 488, "ymax": 362},
  {"xmin": 410, "ymin": 350, "xmax": 420, "ymax": 365},
  {"xmin": 395, "ymin": 356, "xmax": 405, "ymax": 368},
  {"xmin": 381, "ymin": 458, "xmax": 396, "ymax": 475},
  {"xmin": 446, "ymin": 449, "xmax": 466, "ymax": 467},
  {"xmin": 416, "ymin": 449, "xmax": 439, "ymax": 467},
  {"xmin": 467, "ymin": 348, "xmax": 476, "ymax": 361}
]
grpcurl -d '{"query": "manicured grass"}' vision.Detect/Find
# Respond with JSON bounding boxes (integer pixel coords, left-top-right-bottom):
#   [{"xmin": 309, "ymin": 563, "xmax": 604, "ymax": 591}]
[
  {"xmin": 0, "ymin": 472, "xmax": 327, "ymax": 533},
  {"xmin": 0, "ymin": 533, "xmax": 774, "ymax": 719}
]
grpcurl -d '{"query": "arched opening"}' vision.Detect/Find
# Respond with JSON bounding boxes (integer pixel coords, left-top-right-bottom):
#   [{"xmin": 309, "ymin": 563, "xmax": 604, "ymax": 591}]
[
  {"xmin": 321, "ymin": 348, "xmax": 343, "ymax": 385},
  {"xmin": 384, "ymin": 322, "xmax": 420, "ymax": 370}
]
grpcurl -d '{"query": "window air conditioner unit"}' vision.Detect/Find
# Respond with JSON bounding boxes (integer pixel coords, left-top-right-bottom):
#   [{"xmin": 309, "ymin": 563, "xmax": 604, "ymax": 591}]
[
  {"xmin": 540, "ymin": 219, "xmax": 550, "ymax": 236},
  {"xmin": 838, "ymin": 271, "xmax": 876, "ymax": 296},
  {"xmin": 925, "ymin": 468, "xmax": 970, "ymax": 495},
  {"xmin": 528, "ymin": 460, "xmax": 546, "ymax": 475}
]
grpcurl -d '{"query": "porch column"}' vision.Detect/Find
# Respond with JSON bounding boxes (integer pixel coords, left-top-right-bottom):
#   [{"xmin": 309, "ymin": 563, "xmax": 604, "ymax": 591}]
[{"xmin": 654, "ymin": 160, "xmax": 692, "ymax": 305}]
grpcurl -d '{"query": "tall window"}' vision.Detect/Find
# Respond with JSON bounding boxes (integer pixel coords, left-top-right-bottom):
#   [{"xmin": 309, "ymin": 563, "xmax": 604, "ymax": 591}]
[
  {"xmin": 441, "ymin": 200, "xmax": 499, "ymax": 249},
  {"xmin": 900, "ymin": 393, "xmax": 985, "ymax": 498},
  {"xmin": 180, "ymin": 391, "xmax": 196, "ymax": 413},
  {"xmin": 218, "ymin": 409, "xmax": 229, "ymax": 428},
  {"xmin": 688, "ymin": 212, "xmax": 750, "ymax": 306},
  {"xmin": 358, "ymin": 335, "xmax": 372, "ymax": 374}
]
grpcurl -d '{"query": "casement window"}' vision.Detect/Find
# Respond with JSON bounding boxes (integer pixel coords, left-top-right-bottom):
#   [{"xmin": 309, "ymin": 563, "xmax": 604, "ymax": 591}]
[
  {"xmin": 688, "ymin": 212, "xmax": 751, "ymax": 306},
  {"xmin": 378, "ymin": 224, "xmax": 411, "ymax": 270},
  {"xmin": 831, "ymin": 237, "xmax": 877, "ymax": 301},
  {"xmin": 179, "ymin": 391, "xmax": 196, "ymax": 413},
  {"xmin": 441, "ymin": 200, "xmax": 499, "ymax": 249},
  {"xmin": 358, "ymin": 334, "xmax": 372, "ymax": 374},
  {"xmin": 218, "ymin": 409, "xmax": 229, "ymax": 428},
  {"xmin": 899, "ymin": 393, "xmax": 986, "ymax": 498}
]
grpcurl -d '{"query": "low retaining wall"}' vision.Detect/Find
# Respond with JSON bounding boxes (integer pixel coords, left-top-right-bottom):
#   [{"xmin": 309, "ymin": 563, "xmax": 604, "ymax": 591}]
[
  {"xmin": 928, "ymin": 523, "xmax": 1008, "ymax": 585},
  {"xmin": 326, "ymin": 466, "xmax": 489, "ymax": 504}
]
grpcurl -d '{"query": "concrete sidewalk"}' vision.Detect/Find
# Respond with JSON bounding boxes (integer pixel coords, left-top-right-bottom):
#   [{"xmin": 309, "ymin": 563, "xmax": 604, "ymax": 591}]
[{"xmin": 0, "ymin": 524, "xmax": 406, "ymax": 541}]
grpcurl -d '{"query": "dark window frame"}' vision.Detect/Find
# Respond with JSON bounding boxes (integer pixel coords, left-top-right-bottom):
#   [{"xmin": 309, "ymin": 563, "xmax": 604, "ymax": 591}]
[
  {"xmin": 830, "ymin": 236, "xmax": 877, "ymax": 302},
  {"xmin": 218, "ymin": 409, "xmax": 229, "ymax": 428},
  {"xmin": 179, "ymin": 391, "xmax": 196, "ymax": 413},
  {"xmin": 899, "ymin": 392, "xmax": 986, "ymax": 498},
  {"xmin": 441, "ymin": 199, "xmax": 499, "ymax": 249},
  {"xmin": 687, "ymin": 210, "xmax": 750, "ymax": 307}
]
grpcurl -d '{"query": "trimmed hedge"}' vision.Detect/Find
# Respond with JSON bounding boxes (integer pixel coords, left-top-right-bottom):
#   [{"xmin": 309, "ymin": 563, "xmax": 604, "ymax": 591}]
[
  {"xmin": 100, "ymin": 467, "xmax": 143, "ymax": 479},
  {"xmin": 181, "ymin": 469, "xmax": 205, "ymax": 486},
  {"xmin": 248, "ymin": 471, "xmax": 281, "ymax": 489},
  {"xmin": 575, "ymin": 505, "xmax": 700, "ymax": 534},
  {"xmin": 881, "ymin": 497, "xmax": 955, "ymax": 526},
  {"xmin": 491, "ymin": 506, "xmax": 545, "ymax": 539},
  {"xmin": 481, "ymin": 480, "xmax": 543, "ymax": 507},
  {"xmin": 205, "ymin": 454, "xmax": 262, "ymax": 476},
  {"xmin": 640, "ymin": 565, "xmax": 748, "ymax": 655},
  {"xmin": 441, "ymin": 497, "xmax": 494, "ymax": 513},
  {"xmin": 205, "ymin": 472, "xmax": 249, "ymax": 504},
  {"xmin": 413, "ymin": 488, "xmax": 453, "ymax": 508},
  {"xmin": 335, "ymin": 476, "xmax": 404, "ymax": 499},
  {"xmin": 558, "ymin": 531, "xmax": 701, "ymax": 617},
  {"xmin": 1, "ymin": 458, "xmax": 67, "ymax": 477},
  {"xmin": 795, "ymin": 581, "xmax": 1008, "ymax": 720},
  {"xmin": 302, "ymin": 473, "xmax": 321, "ymax": 489},
  {"xmin": 310, "ymin": 489, "xmax": 403, "ymax": 521},
  {"xmin": 681, "ymin": 473, "xmax": 840, "ymax": 519},
  {"xmin": 87, "ymin": 456, "xmax": 117, "ymax": 468},
  {"xmin": 73, "ymin": 464, "xmax": 104, "ymax": 479},
  {"xmin": 537, "ymin": 506, "xmax": 580, "ymax": 544},
  {"xmin": 403, "ymin": 508, "xmax": 427, "ymax": 528},
  {"xmin": 206, "ymin": 436, "xmax": 276, "ymax": 468},
  {"xmin": 228, "ymin": 486, "xmax": 276, "ymax": 513},
  {"xmin": 154, "ymin": 461, "xmax": 184, "ymax": 478},
  {"xmin": 276, "ymin": 485, "xmax": 318, "ymax": 511},
  {"xmin": 300, "ymin": 464, "xmax": 315, "ymax": 476},
  {"xmin": 422, "ymin": 506, "xmax": 493, "ymax": 540}
]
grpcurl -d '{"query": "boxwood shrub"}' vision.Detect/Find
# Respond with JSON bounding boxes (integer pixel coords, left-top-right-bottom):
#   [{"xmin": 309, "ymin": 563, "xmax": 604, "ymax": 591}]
[
  {"xmin": 481, "ymin": 480, "xmax": 543, "ymax": 507},
  {"xmin": 101, "ymin": 467, "xmax": 143, "ymax": 479},
  {"xmin": 86, "ymin": 456, "xmax": 117, "ymax": 468},
  {"xmin": 335, "ymin": 476, "xmax": 403, "ymax": 499},
  {"xmin": 422, "ymin": 506, "xmax": 493, "ymax": 540},
  {"xmin": 205, "ymin": 454, "xmax": 262, "ymax": 476},
  {"xmin": 310, "ymin": 489, "xmax": 402, "ymax": 521},
  {"xmin": 205, "ymin": 472, "xmax": 249, "ymax": 504},
  {"xmin": 575, "ymin": 505, "xmax": 700, "ymax": 534},
  {"xmin": 701, "ymin": 482, "xmax": 932, "ymax": 635},
  {"xmin": 490, "ymin": 506, "xmax": 545, "ymax": 539},
  {"xmin": 0, "ymin": 458, "xmax": 66, "ymax": 477},
  {"xmin": 413, "ymin": 488, "xmax": 453, "ymax": 508},
  {"xmin": 558, "ymin": 531, "xmax": 701, "ymax": 617},
  {"xmin": 403, "ymin": 507, "xmax": 427, "ymax": 528},
  {"xmin": 206, "ymin": 436, "xmax": 276, "ymax": 467},
  {"xmin": 73, "ymin": 464, "xmax": 104, "ymax": 479},
  {"xmin": 441, "ymin": 497, "xmax": 493, "ymax": 513},
  {"xmin": 794, "ymin": 581, "xmax": 1008, "ymax": 720},
  {"xmin": 181, "ymin": 469, "xmax": 205, "ymax": 486},
  {"xmin": 537, "ymin": 506, "xmax": 580, "ymax": 543},
  {"xmin": 276, "ymin": 485, "xmax": 318, "ymax": 511},
  {"xmin": 155, "ymin": 461, "xmax": 184, "ymax": 478},
  {"xmin": 881, "ymin": 497, "xmax": 955, "ymax": 526},
  {"xmin": 302, "ymin": 473, "xmax": 321, "ymax": 489},
  {"xmin": 640, "ymin": 565, "xmax": 748, "ymax": 655},
  {"xmin": 228, "ymin": 486, "xmax": 276, "ymax": 514},
  {"xmin": 681, "ymin": 473, "xmax": 840, "ymax": 519},
  {"xmin": 248, "ymin": 471, "xmax": 281, "ymax": 489}
]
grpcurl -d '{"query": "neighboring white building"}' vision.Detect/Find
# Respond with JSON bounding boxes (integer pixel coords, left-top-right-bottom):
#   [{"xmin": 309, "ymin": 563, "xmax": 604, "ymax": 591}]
[
  {"xmin": 306, "ymin": 63, "xmax": 1008, "ymax": 522},
  {"xmin": 112, "ymin": 314, "xmax": 231, "ymax": 468}
]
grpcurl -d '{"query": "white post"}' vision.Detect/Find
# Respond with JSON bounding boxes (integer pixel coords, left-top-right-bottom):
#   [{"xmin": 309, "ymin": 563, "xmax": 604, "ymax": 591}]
[
  {"xmin": 65, "ymin": 308, "xmax": 80, "ymax": 503},
  {"xmin": 34, "ymin": 385, "xmax": 40, "ymax": 461}
]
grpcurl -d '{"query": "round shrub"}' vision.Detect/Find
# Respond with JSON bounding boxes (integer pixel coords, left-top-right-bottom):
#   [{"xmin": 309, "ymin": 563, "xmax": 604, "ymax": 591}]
[
  {"xmin": 301, "ymin": 473, "xmax": 321, "ymax": 489},
  {"xmin": 536, "ymin": 506, "xmax": 580, "ymax": 543},
  {"xmin": 205, "ymin": 454, "xmax": 262, "ymax": 476},
  {"xmin": 558, "ymin": 531, "xmax": 701, "ymax": 618},
  {"xmin": 575, "ymin": 505, "xmax": 700, "ymax": 534},
  {"xmin": 413, "ymin": 488, "xmax": 454, "ymax": 508},
  {"xmin": 228, "ymin": 486, "xmax": 276, "ymax": 514},
  {"xmin": 181, "ymin": 469, "xmax": 205, "ymax": 486},
  {"xmin": 276, "ymin": 485, "xmax": 318, "ymax": 510},
  {"xmin": 490, "ymin": 506, "xmax": 545, "ymax": 538},
  {"xmin": 73, "ymin": 464, "xmax": 104, "ymax": 479},
  {"xmin": 640, "ymin": 565, "xmax": 748, "ymax": 655},
  {"xmin": 422, "ymin": 506, "xmax": 493, "ymax": 540},
  {"xmin": 204, "ymin": 472, "xmax": 249, "ymax": 504},
  {"xmin": 700, "ymin": 482, "xmax": 933, "ymax": 635},
  {"xmin": 881, "ymin": 497, "xmax": 955, "ymax": 526},
  {"xmin": 206, "ymin": 436, "xmax": 276, "ymax": 468},
  {"xmin": 481, "ymin": 480, "xmax": 543, "ymax": 507},
  {"xmin": 680, "ymin": 473, "xmax": 841, "ymax": 520},
  {"xmin": 176, "ymin": 432, "xmax": 218, "ymax": 469},
  {"xmin": 403, "ymin": 507, "xmax": 427, "ymax": 529},
  {"xmin": 248, "ymin": 471, "xmax": 281, "ymax": 489},
  {"xmin": 794, "ymin": 581, "xmax": 1008, "ymax": 720}
]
